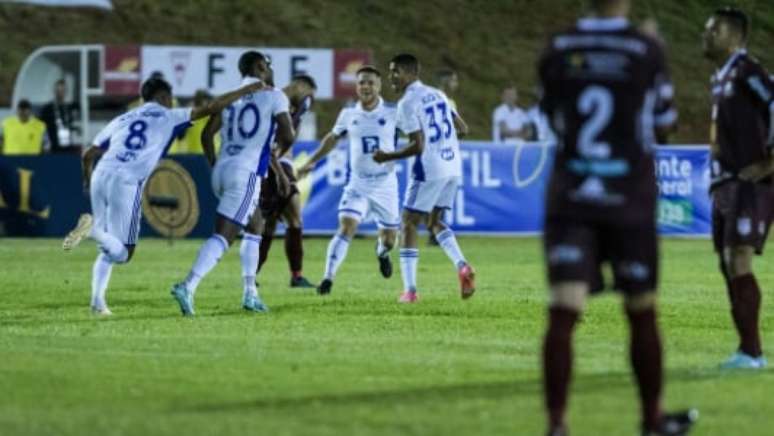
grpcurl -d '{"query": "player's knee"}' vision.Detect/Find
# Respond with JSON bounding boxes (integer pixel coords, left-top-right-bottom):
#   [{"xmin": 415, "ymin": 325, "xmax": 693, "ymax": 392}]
[
  {"xmin": 623, "ymin": 292, "xmax": 657, "ymax": 312},
  {"xmin": 549, "ymin": 282, "xmax": 589, "ymax": 312},
  {"xmin": 339, "ymin": 218, "xmax": 359, "ymax": 238},
  {"xmin": 430, "ymin": 221, "xmax": 448, "ymax": 235},
  {"xmin": 382, "ymin": 230, "xmax": 397, "ymax": 248},
  {"xmin": 725, "ymin": 245, "xmax": 754, "ymax": 277}
]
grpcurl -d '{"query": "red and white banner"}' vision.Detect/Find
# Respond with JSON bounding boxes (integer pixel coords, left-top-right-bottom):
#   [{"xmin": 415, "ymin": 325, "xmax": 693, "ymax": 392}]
[{"xmin": 103, "ymin": 45, "xmax": 141, "ymax": 96}]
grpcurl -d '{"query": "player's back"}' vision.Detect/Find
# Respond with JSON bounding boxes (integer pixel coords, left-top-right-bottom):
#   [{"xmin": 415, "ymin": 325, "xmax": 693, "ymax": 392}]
[
  {"xmin": 216, "ymin": 80, "xmax": 288, "ymax": 178},
  {"xmin": 539, "ymin": 17, "xmax": 676, "ymax": 224},
  {"xmin": 97, "ymin": 103, "xmax": 192, "ymax": 182},
  {"xmin": 398, "ymin": 81, "xmax": 461, "ymax": 181}
]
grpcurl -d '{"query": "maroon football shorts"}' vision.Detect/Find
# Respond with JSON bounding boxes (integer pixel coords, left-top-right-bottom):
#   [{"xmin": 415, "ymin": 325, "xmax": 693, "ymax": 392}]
[
  {"xmin": 712, "ymin": 181, "xmax": 774, "ymax": 255},
  {"xmin": 543, "ymin": 217, "xmax": 658, "ymax": 295}
]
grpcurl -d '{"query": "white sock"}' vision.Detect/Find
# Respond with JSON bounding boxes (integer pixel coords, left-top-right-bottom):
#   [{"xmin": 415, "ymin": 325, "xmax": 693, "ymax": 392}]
[
  {"xmin": 324, "ymin": 234, "xmax": 351, "ymax": 280},
  {"xmin": 435, "ymin": 229, "xmax": 467, "ymax": 269},
  {"xmin": 399, "ymin": 248, "xmax": 419, "ymax": 292},
  {"xmin": 376, "ymin": 238, "xmax": 391, "ymax": 258},
  {"xmin": 185, "ymin": 234, "xmax": 229, "ymax": 294},
  {"xmin": 91, "ymin": 253, "xmax": 113, "ymax": 309},
  {"xmin": 89, "ymin": 227, "xmax": 128, "ymax": 263},
  {"xmin": 240, "ymin": 233, "xmax": 262, "ymax": 299}
]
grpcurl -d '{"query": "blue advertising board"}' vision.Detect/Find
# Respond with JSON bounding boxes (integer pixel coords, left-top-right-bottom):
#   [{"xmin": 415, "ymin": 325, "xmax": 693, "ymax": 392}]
[{"xmin": 0, "ymin": 143, "xmax": 713, "ymax": 238}]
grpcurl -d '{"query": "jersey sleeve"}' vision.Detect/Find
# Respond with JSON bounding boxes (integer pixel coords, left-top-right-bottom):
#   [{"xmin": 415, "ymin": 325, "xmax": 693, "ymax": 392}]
[
  {"xmin": 331, "ymin": 108, "xmax": 349, "ymax": 137},
  {"xmin": 273, "ymin": 91, "xmax": 291, "ymax": 116},
  {"xmin": 651, "ymin": 45, "xmax": 678, "ymax": 129},
  {"xmin": 92, "ymin": 117, "xmax": 120, "ymax": 150},
  {"xmin": 396, "ymin": 98, "xmax": 421, "ymax": 134},
  {"xmin": 742, "ymin": 62, "xmax": 774, "ymax": 145}
]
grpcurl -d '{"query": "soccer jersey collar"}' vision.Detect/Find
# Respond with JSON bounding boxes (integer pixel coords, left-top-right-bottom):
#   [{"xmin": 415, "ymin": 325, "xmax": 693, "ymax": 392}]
[
  {"xmin": 356, "ymin": 97, "xmax": 383, "ymax": 113},
  {"xmin": 577, "ymin": 17, "xmax": 630, "ymax": 32},
  {"xmin": 405, "ymin": 80, "xmax": 423, "ymax": 94},
  {"xmin": 241, "ymin": 76, "xmax": 262, "ymax": 87},
  {"xmin": 715, "ymin": 49, "xmax": 747, "ymax": 82}
]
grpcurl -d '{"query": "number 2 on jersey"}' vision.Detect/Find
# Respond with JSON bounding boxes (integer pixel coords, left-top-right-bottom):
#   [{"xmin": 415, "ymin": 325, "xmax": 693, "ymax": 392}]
[
  {"xmin": 424, "ymin": 102, "xmax": 452, "ymax": 143},
  {"xmin": 577, "ymin": 86, "xmax": 613, "ymax": 159}
]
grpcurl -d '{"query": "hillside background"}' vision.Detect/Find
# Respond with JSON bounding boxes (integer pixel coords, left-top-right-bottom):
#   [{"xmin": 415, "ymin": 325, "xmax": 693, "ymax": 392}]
[{"xmin": 0, "ymin": 0, "xmax": 772, "ymax": 142}]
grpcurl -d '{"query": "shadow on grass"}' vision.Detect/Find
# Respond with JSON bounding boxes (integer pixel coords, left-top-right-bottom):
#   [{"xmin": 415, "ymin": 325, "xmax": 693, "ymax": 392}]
[{"xmin": 181, "ymin": 367, "xmax": 738, "ymax": 414}]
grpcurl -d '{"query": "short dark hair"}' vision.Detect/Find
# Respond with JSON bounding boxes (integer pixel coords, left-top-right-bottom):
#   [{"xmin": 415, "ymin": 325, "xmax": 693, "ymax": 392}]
[
  {"xmin": 141, "ymin": 77, "xmax": 172, "ymax": 102},
  {"xmin": 390, "ymin": 53, "xmax": 420, "ymax": 74},
  {"xmin": 17, "ymin": 99, "xmax": 31, "ymax": 110},
  {"xmin": 356, "ymin": 65, "xmax": 381, "ymax": 77},
  {"xmin": 715, "ymin": 7, "xmax": 750, "ymax": 41},
  {"xmin": 292, "ymin": 74, "xmax": 317, "ymax": 90},
  {"xmin": 238, "ymin": 51, "xmax": 268, "ymax": 77}
]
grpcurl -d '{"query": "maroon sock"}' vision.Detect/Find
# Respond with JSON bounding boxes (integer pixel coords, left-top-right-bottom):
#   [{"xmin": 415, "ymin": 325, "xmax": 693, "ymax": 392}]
[
  {"xmin": 543, "ymin": 306, "xmax": 579, "ymax": 431},
  {"xmin": 626, "ymin": 307, "xmax": 663, "ymax": 433},
  {"xmin": 285, "ymin": 227, "xmax": 304, "ymax": 276},
  {"xmin": 729, "ymin": 274, "xmax": 763, "ymax": 357},
  {"xmin": 257, "ymin": 231, "xmax": 274, "ymax": 273}
]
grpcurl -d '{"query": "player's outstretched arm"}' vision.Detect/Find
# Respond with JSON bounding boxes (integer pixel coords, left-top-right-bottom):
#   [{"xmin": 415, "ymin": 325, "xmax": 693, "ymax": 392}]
[
  {"xmin": 190, "ymin": 81, "xmax": 266, "ymax": 121},
  {"xmin": 373, "ymin": 131, "xmax": 424, "ymax": 163},
  {"xmin": 201, "ymin": 113, "xmax": 222, "ymax": 167},
  {"xmin": 298, "ymin": 131, "xmax": 341, "ymax": 179}
]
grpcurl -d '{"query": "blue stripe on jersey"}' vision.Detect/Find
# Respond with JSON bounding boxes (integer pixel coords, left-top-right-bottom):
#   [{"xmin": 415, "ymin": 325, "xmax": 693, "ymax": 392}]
[
  {"xmin": 256, "ymin": 120, "xmax": 277, "ymax": 177},
  {"xmin": 161, "ymin": 121, "xmax": 192, "ymax": 158},
  {"xmin": 99, "ymin": 138, "xmax": 110, "ymax": 150},
  {"xmin": 234, "ymin": 172, "xmax": 257, "ymax": 224}
]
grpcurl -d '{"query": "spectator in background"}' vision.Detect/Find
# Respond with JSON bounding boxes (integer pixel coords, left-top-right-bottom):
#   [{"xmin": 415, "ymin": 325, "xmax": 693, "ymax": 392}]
[
  {"xmin": 38, "ymin": 79, "xmax": 79, "ymax": 153},
  {"xmin": 168, "ymin": 90, "xmax": 220, "ymax": 154},
  {"xmin": 492, "ymin": 85, "xmax": 529, "ymax": 143},
  {"xmin": 436, "ymin": 68, "xmax": 460, "ymax": 112},
  {"xmin": 525, "ymin": 88, "xmax": 557, "ymax": 144},
  {"xmin": 0, "ymin": 99, "xmax": 47, "ymax": 155}
]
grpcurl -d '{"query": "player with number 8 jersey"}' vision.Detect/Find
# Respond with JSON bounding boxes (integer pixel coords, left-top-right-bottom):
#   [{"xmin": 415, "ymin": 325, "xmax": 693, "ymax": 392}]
[{"xmin": 62, "ymin": 75, "xmax": 267, "ymax": 316}]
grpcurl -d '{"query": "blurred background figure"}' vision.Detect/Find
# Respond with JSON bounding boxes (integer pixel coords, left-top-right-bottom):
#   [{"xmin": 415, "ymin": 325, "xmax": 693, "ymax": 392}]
[
  {"xmin": 435, "ymin": 68, "xmax": 460, "ymax": 113},
  {"xmin": 38, "ymin": 79, "xmax": 79, "ymax": 153},
  {"xmin": 525, "ymin": 88, "xmax": 556, "ymax": 144},
  {"xmin": 0, "ymin": 99, "xmax": 47, "ymax": 155},
  {"xmin": 492, "ymin": 84, "xmax": 529, "ymax": 144},
  {"xmin": 168, "ymin": 89, "xmax": 219, "ymax": 154}
]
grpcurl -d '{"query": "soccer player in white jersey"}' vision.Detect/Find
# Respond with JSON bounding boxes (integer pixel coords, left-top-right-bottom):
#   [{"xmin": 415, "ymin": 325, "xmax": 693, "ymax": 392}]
[
  {"xmin": 373, "ymin": 53, "xmax": 476, "ymax": 303},
  {"xmin": 171, "ymin": 51, "xmax": 296, "ymax": 316},
  {"xmin": 62, "ymin": 76, "xmax": 265, "ymax": 315},
  {"xmin": 297, "ymin": 66, "xmax": 399, "ymax": 295}
]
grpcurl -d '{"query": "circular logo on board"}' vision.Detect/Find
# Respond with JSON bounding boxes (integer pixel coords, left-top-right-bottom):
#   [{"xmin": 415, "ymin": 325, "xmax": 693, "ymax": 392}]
[{"xmin": 142, "ymin": 159, "xmax": 199, "ymax": 238}]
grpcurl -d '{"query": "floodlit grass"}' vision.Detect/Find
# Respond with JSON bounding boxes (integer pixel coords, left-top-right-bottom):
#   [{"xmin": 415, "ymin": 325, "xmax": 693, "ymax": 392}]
[{"xmin": 0, "ymin": 236, "xmax": 772, "ymax": 435}]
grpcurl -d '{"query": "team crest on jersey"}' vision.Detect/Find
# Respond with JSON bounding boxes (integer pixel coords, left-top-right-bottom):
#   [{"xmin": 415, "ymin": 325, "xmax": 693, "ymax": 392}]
[
  {"xmin": 723, "ymin": 81, "xmax": 735, "ymax": 97},
  {"xmin": 378, "ymin": 118, "xmax": 386, "ymax": 126},
  {"xmin": 737, "ymin": 217, "xmax": 752, "ymax": 236},
  {"xmin": 226, "ymin": 144, "xmax": 244, "ymax": 156}
]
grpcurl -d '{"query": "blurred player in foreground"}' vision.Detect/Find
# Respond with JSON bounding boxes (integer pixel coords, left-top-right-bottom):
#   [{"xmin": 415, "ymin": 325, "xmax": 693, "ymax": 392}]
[{"xmin": 538, "ymin": 0, "xmax": 697, "ymax": 434}]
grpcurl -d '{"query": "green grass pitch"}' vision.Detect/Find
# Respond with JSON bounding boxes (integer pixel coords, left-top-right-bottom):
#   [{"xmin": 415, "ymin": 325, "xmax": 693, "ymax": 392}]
[{"xmin": 0, "ymin": 236, "xmax": 772, "ymax": 435}]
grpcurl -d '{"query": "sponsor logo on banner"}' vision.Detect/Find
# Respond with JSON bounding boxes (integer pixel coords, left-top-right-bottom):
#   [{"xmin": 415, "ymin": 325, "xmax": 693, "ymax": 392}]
[
  {"xmin": 104, "ymin": 45, "xmax": 141, "ymax": 96},
  {"xmin": 142, "ymin": 159, "xmax": 200, "ymax": 238},
  {"xmin": 141, "ymin": 46, "xmax": 335, "ymax": 99},
  {"xmin": 334, "ymin": 49, "xmax": 372, "ymax": 98},
  {"xmin": 169, "ymin": 51, "xmax": 192, "ymax": 87}
]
